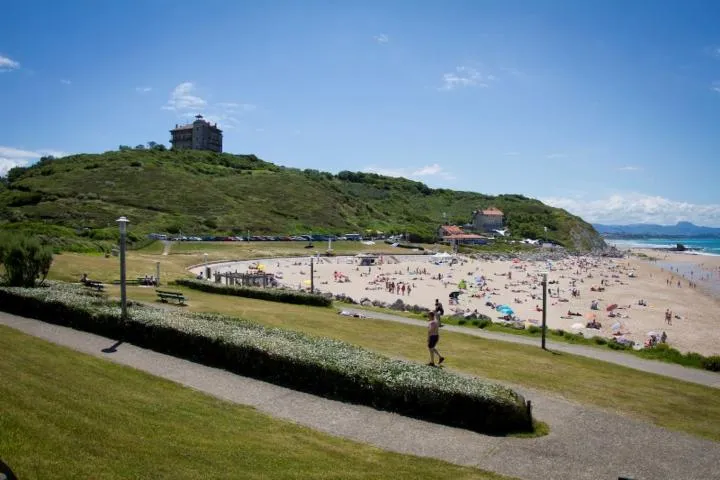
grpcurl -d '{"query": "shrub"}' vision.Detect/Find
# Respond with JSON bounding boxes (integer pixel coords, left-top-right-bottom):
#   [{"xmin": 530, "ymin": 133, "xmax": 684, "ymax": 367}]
[
  {"xmin": 176, "ymin": 278, "xmax": 332, "ymax": 307},
  {"xmin": 594, "ymin": 337, "xmax": 608, "ymax": 345},
  {"xmin": 701, "ymin": 356, "xmax": 720, "ymax": 372},
  {"xmin": 527, "ymin": 325, "xmax": 540, "ymax": 334},
  {"xmin": 0, "ymin": 282, "xmax": 533, "ymax": 435},
  {"xmin": 553, "ymin": 329, "xmax": 565, "ymax": 337},
  {"xmin": 0, "ymin": 235, "xmax": 53, "ymax": 287},
  {"xmin": 476, "ymin": 318, "xmax": 491, "ymax": 329},
  {"xmin": 457, "ymin": 319, "xmax": 467, "ymax": 325},
  {"xmin": 471, "ymin": 319, "xmax": 480, "ymax": 326}
]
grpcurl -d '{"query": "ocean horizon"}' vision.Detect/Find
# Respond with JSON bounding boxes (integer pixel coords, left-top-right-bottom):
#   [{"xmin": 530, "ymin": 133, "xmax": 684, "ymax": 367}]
[{"xmin": 606, "ymin": 237, "xmax": 720, "ymax": 256}]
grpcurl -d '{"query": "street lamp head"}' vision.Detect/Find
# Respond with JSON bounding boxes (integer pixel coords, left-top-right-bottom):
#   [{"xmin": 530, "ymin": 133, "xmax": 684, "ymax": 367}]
[{"xmin": 116, "ymin": 216, "xmax": 129, "ymax": 234}]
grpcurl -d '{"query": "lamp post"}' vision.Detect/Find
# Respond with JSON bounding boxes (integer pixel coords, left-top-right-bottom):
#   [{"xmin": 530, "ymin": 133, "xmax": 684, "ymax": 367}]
[
  {"xmin": 204, "ymin": 253, "xmax": 209, "ymax": 278},
  {"xmin": 116, "ymin": 216, "xmax": 129, "ymax": 321},
  {"xmin": 541, "ymin": 272, "xmax": 548, "ymax": 350}
]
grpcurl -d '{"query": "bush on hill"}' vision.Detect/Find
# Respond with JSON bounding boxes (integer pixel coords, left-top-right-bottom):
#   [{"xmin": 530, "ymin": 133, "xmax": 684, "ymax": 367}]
[{"xmin": 0, "ymin": 282, "xmax": 534, "ymax": 435}]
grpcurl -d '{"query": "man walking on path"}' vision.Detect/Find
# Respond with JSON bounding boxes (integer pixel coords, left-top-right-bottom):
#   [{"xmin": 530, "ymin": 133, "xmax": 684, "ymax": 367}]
[
  {"xmin": 434, "ymin": 299, "xmax": 444, "ymax": 327},
  {"xmin": 427, "ymin": 311, "xmax": 445, "ymax": 366}
]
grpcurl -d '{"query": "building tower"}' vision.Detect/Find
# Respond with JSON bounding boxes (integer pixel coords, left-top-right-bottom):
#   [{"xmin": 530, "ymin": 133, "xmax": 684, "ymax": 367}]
[{"xmin": 170, "ymin": 114, "xmax": 223, "ymax": 152}]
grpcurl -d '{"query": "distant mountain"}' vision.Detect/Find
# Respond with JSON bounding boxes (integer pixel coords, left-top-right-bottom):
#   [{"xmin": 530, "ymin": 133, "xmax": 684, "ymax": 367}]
[{"xmin": 593, "ymin": 222, "xmax": 720, "ymax": 237}]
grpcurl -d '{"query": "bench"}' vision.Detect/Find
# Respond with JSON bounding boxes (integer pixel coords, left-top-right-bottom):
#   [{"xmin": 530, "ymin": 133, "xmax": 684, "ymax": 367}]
[
  {"xmin": 84, "ymin": 281, "xmax": 105, "ymax": 292},
  {"xmin": 156, "ymin": 290, "xmax": 186, "ymax": 305},
  {"xmin": 112, "ymin": 279, "xmax": 141, "ymax": 285}
]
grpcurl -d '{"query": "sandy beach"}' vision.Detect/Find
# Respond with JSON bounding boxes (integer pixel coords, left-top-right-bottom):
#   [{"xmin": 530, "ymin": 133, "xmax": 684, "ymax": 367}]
[{"xmin": 198, "ymin": 250, "xmax": 720, "ymax": 356}]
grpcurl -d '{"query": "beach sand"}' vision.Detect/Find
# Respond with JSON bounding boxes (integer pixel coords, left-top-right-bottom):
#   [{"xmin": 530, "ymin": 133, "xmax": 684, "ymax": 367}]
[{"xmin": 202, "ymin": 251, "xmax": 720, "ymax": 356}]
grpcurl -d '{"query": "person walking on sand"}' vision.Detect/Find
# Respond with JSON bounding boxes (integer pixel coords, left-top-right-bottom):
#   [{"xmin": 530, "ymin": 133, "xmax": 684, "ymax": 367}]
[
  {"xmin": 427, "ymin": 311, "xmax": 444, "ymax": 366},
  {"xmin": 434, "ymin": 299, "xmax": 445, "ymax": 327}
]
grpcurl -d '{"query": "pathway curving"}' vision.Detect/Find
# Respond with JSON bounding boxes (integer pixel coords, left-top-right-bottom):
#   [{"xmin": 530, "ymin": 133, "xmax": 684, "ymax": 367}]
[
  {"xmin": 342, "ymin": 308, "xmax": 720, "ymax": 388},
  {"xmin": 1, "ymin": 312, "xmax": 718, "ymax": 480}
]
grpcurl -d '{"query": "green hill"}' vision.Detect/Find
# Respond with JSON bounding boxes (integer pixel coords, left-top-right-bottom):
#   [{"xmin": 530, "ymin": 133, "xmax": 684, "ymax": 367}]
[{"xmin": 0, "ymin": 150, "xmax": 605, "ymax": 251}]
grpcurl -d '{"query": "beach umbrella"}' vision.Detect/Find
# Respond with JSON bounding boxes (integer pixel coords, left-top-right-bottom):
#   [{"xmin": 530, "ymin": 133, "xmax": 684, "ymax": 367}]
[
  {"xmin": 303, "ymin": 280, "xmax": 311, "ymax": 286},
  {"xmin": 611, "ymin": 322, "xmax": 621, "ymax": 330},
  {"xmin": 606, "ymin": 304, "xmax": 618, "ymax": 312},
  {"xmin": 571, "ymin": 322, "xmax": 584, "ymax": 329}
]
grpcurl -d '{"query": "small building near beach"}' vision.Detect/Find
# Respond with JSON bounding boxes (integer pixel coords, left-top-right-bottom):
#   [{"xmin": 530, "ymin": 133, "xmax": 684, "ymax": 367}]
[
  {"xmin": 443, "ymin": 233, "xmax": 488, "ymax": 245},
  {"xmin": 471, "ymin": 207, "xmax": 504, "ymax": 232},
  {"xmin": 437, "ymin": 225, "xmax": 465, "ymax": 238}
]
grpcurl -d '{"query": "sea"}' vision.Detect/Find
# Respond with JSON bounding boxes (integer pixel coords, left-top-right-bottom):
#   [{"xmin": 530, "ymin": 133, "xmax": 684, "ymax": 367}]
[
  {"xmin": 607, "ymin": 237, "xmax": 720, "ymax": 297},
  {"xmin": 606, "ymin": 237, "xmax": 720, "ymax": 256}
]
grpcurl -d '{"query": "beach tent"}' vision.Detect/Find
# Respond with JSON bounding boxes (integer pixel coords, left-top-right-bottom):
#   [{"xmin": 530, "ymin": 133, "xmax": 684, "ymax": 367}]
[{"xmin": 496, "ymin": 305, "xmax": 514, "ymax": 315}]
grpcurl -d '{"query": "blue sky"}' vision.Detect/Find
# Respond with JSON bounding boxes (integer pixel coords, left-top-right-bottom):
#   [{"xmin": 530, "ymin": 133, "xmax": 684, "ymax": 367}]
[{"xmin": 2, "ymin": 0, "xmax": 720, "ymax": 225}]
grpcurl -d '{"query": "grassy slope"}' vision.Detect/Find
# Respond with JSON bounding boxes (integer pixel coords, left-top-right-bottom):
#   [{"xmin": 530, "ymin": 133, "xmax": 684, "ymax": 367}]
[
  {"xmin": 0, "ymin": 150, "xmax": 604, "ymax": 250},
  {"xmin": 47, "ymin": 249, "xmax": 720, "ymax": 442},
  {"xmin": 0, "ymin": 326, "xmax": 507, "ymax": 480}
]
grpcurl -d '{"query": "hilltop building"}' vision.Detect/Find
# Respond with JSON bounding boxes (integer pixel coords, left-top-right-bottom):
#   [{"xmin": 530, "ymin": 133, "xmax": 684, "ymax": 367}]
[
  {"xmin": 471, "ymin": 207, "xmax": 504, "ymax": 232},
  {"xmin": 170, "ymin": 115, "xmax": 223, "ymax": 152}
]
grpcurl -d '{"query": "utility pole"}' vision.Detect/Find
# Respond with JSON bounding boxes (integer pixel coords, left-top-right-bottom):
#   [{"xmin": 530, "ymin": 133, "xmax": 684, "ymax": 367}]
[
  {"xmin": 541, "ymin": 272, "xmax": 548, "ymax": 350},
  {"xmin": 310, "ymin": 257, "xmax": 314, "ymax": 293}
]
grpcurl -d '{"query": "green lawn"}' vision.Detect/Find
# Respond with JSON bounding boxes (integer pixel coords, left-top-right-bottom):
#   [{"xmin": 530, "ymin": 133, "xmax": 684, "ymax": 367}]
[
  {"xmin": 47, "ymin": 250, "xmax": 720, "ymax": 442},
  {"xmin": 0, "ymin": 325, "xmax": 510, "ymax": 480}
]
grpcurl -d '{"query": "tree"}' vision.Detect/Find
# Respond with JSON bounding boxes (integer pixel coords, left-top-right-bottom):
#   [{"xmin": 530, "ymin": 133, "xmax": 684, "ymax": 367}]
[
  {"xmin": 0, "ymin": 236, "xmax": 53, "ymax": 287},
  {"xmin": 5, "ymin": 166, "xmax": 27, "ymax": 183},
  {"xmin": 119, "ymin": 145, "xmax": 132, "ymax": 151},
  {"xmin": 152, "ymin": 143, "xmax": 167, "ymax": 151},
  {"xmin": 135, "ymin": 144, "xmax": 145, "ymax": 150},
  {"xmin": 147, "ymin": 141, "xmax": 158, "ymax": 149}
]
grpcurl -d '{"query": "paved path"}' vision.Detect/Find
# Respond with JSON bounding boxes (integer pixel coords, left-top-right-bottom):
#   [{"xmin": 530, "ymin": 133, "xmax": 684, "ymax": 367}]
[
  {"xmin": 342, "ymin": 308, "xmax": 720, "ymax": 388},
  {"xmin": 2, "ymin": 312, "xmax": 718, "ymax": 480}
]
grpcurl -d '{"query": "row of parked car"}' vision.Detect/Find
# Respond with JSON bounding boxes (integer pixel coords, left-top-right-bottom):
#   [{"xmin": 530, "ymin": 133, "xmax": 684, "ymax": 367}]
[{"xmin": 148, "ymin": 233, "xmax": 374, "ymax": 242}]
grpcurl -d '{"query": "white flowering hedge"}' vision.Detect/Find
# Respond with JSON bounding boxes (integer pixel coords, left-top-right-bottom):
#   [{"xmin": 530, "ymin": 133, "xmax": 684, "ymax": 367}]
[
  {"xmin": 175, "ymin": 278, "xmax": 332, "ymax": 307},
  {"xmin": 0, "ymin": 282, "xmax": 533, "ymax": 434}
]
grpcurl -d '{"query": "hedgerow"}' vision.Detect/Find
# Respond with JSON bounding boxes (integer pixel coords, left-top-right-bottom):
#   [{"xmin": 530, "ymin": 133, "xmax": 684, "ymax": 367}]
[
  {"xmin": 175, "ymin": 278, "xmax": 332, "ymax": 307},
  {"xmin": 0, "ymin": 282, "xmax": 533, "ymax": 435}
]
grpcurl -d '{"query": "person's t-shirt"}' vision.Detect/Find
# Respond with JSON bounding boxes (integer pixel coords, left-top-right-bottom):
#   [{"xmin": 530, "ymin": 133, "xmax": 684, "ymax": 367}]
[
  {"xmin": 428, "ymin": 319, "xmax": 439, "ymax": 336},
  {"xmin": 435, "ymin": 303, "xmax": 444, "ymax": 315}
]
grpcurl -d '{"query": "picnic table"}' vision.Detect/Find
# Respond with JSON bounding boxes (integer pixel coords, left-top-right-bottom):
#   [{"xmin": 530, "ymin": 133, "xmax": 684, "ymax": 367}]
[{"xmin": 156, "ymin": 289, "xmax": 186, "ymax": 305}]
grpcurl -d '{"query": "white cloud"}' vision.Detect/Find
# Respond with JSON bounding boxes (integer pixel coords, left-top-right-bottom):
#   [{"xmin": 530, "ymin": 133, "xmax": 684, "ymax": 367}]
[
  {"xmin": 439, "ymin": 66, "xmax": 493, "ymax": 91},
  {"xmin": 543, "ymin": 193, "xmax": 720, "ymax": 227},
  {"xmin": 374, "ymin": 34, "xmax": 389, "ymax": 44},
  {"xmin": 618, "ymin": 165, "xmax": 641, "ymax": 171},
  {"xmin": 712, "ymin": 81, "xmax": 720, "ymax": 93},
  {"xmin": 0, "ymin": 55, "xmax": 20, "ymax": 72},
  {"xmin": 0, "ymin": 146, "xmax": 69, "ymax": 176},
  {"xmin": 364, "ymin": 163, "xmax": 455, "ymax": 181},
  {"xmin": 60, "ymin": 79, "xmax": 71, "ymax": 85},
  {"xmin": 135, "ymin": 86, "xmax": 152, "ymax": 93},
  {"xmin": 545, "ymin": 153, "xmax": 567, "ymax": 159},
  {"xmin": 162, "ymin": 82, "xmax": 207, "ymax": 111}
]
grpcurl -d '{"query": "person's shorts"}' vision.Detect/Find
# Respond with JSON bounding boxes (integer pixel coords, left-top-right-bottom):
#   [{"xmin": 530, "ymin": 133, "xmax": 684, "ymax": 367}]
[{"xmin": 428, "ymin": 335, "xmax": 439, "ymax": 349}]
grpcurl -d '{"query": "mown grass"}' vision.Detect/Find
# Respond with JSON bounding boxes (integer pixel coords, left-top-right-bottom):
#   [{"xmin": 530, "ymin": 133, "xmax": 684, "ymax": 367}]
[
  {"xmin": 47, "ymin": 251, "xmax": 720, "ymax": 441},
  {"xmin": 0, "ymin": 325, "xmax": 509, "ymax": 480}
]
